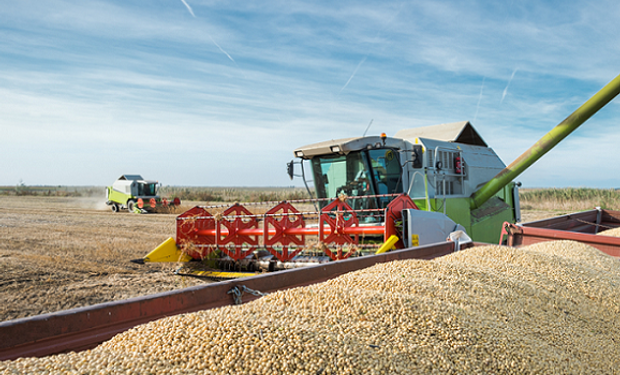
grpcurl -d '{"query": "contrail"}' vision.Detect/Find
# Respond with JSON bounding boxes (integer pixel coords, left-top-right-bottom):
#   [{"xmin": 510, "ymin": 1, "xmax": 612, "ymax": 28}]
[
  {"xmin": 180, "ymin": 0, "xmax": 195, "ymax": 17},
  {"xmin": 474, "ymin": 77, "xmax": 485, "ymax": 122},
  {"xmin": 178, "ymin": 0, "xmax": 238, "ymax": 67},
  {"xmin": 340, "ymin": 56, "xmax": 367, "ymax": 94},
  {"xmin": 338, "ymin": 4, "xmax": 402, "ymax": 95},
  {"xmin": 209, "ymin": 35, "xmax": 236, "ymax": 63},
  {"xmin": 501, "ymin": 69, "xmax": 518, "ymax": 104}
]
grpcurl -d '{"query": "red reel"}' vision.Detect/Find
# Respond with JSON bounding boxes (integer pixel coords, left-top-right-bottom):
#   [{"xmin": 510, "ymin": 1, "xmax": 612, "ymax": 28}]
[
  {"xmin": 216, "ymin": 204, "xmax": 259, "ymax": 261},
  {"xmin": 319, "ymin": 198, "xmax": 359, "ymax": 260},
  {"xmin": 263, "ymin": 202, "xmax": 305, "ymax": 261}
]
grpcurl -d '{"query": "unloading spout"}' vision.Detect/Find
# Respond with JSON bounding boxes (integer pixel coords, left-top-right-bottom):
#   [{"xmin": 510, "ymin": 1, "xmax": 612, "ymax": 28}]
[{"xmin": 470, "ymin": 73, "xmax": 620, "ymax": 210}]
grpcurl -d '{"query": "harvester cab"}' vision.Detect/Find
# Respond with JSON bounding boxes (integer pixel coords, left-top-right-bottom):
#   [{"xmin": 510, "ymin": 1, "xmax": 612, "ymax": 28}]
[
  {"xmin": 105, "ymin": 175, "xmax": 180, "ymax": 213},
  {"xmin": 292, "ymin": 121, "xmax": 520, "ymax": 243}
]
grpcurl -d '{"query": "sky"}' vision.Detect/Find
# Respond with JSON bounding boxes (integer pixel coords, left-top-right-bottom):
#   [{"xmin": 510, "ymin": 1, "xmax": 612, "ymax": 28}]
[{"xmin": 1, "ymin": 0, "xmax": 620, "ymax": 188}]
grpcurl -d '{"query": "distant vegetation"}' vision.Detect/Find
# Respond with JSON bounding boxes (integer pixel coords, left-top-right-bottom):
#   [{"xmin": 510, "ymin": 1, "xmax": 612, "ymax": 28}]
[
  {"xmin": 0, "ymin": 183, "xmax": 102, "ymax": 197},
  {"xmin": 3, "ymin": 184, "xmax": 619, "ymax": 211},
  {"xmin": 159, "ymin": 186, "xmax": 311, "ymax": 203},
  {"xmin": 520, "ymin": 188, "xmax": 620, "ymax": 211},
  {"xmin": 0, "ymin": 183, "xmax": 311, "ymax": 203}
]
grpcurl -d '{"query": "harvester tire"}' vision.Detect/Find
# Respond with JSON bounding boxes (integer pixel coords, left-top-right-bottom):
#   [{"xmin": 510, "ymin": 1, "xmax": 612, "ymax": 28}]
[
  {"xmin": 111, "ymin": 203, "xmax": 119, "ymax": 213},
  {"xmin": 127, "ymin": 200, "xmax": 137, "ymax": 213}
]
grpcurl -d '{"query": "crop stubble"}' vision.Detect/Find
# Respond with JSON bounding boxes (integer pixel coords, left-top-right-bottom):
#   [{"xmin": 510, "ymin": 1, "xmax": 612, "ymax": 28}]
[
  {"xmin": 0, "ymin": 195, "xmax": 551, "ymax": 322},
  {"xmin": 0, "ymin": 196, "xmax": 209, "ymax": 321}
]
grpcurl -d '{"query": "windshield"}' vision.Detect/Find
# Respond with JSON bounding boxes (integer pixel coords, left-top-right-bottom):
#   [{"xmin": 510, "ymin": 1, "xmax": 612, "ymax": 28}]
[
  {"xmin": 367, "ymin": 148, "xmax": 402, "ymax": 207},
  {"xmin": 137, "ymin": 183, "xmax": 158, "ymax": 196},
  {"xmin": 311, "ymin": 149, "xmax": 402, "ymax": 210}
]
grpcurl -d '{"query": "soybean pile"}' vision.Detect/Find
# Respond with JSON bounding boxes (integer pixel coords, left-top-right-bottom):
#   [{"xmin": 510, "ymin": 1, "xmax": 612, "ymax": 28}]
[
  {"xmin": 598, "ymin": 226, "xmax": 620, "ymax": 237},
  {"xmin": 2, "ymin": 240, "xmax": 619, "ymax": 374}
]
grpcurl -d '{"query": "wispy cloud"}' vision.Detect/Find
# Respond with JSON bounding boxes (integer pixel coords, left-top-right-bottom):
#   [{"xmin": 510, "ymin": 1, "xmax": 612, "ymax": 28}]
[
  {"xmin": 501, "ymin": 69, "xmax": 518, "ymax": 104},
  {"xmin": 177, "ymin": 0, "xmax": 236, "ymax": 65},
  {"xmin": 474, "ymin": 77, "xmax": 485, "ymax": 121},
  {"xmin": 180, "ymin": 0, "xmax": 195, "ymax": 17},
  {"xmin": 340, "ymin": 56, "xmax": 368, "ymax": 94},
  {"xmin": 208, "ymin": 35, "xmax": 236, "ymax": 64},
  {"xmin": 1, "ymin": 1, "xmax": 620, "ymax": 187}
]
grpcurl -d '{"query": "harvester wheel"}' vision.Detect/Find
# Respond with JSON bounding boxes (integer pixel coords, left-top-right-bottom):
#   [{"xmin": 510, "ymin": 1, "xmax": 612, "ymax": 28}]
[
  {"xmin": 127, "ymin": 200, "xmax": 137, "ymax": 213},
  {"xmin": 111, "ymin": 203, "xmax": 119, "ymax": 213}
]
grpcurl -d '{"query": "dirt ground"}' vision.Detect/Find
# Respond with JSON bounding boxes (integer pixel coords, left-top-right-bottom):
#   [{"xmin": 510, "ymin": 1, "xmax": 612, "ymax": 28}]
[
  {"xmin": 0, "ymin": 196, "xmax": 555, "ymax": 323},
  {"xmin": 0, "ymin": 196, "xmax": 212, "ymax": 322}
]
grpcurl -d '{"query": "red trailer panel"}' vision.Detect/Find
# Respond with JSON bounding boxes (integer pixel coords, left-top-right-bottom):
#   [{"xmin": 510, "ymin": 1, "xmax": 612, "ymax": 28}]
[
  {"xmin": 500, "ymin": 208, "xmax": 620, "ymax": 258},
  {"xmin": 0, "ymin": 240, "xmax": 465, "ymax": 361}
]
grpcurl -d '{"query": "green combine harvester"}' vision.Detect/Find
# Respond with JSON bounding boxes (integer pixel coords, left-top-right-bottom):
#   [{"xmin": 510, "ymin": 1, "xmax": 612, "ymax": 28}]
[
  {"xmin": 105, "ymin": 175, "xmax": 180, "ymax": 214},
  {"xmin": 138, "ymin": 73, "xmax": 620, "ymax": 276},
  {"xmin": 289, "ymin": 74, "xmax": 620, "ymax": 244}
]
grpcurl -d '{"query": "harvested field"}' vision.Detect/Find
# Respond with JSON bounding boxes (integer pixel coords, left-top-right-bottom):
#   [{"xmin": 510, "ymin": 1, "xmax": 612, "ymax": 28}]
[
  {"xmin": 0, "ymin": 196, "xmax": 210, "ymax": 321},
  {"xmin": 0, "ymin": 195, "xmax": 553, "ymax": 323},
  {"xmin": 1, "ymin": 240, "xmax": 618, "ymax": 374}
]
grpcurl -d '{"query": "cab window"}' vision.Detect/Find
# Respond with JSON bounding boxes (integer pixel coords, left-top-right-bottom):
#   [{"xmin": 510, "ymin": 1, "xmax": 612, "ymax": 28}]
[{"xmin": 367, "ymin": 148, "xmax": 402, "ymax": 207}]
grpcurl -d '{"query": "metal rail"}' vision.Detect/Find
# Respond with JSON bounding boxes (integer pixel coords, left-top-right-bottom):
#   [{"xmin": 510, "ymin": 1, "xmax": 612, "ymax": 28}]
[
  {"xmin": 0, "ymin": 241, "xmax": 466, "ymax": 361},
  {"xmin": 177, "ymin": 208, "xmax": 387, "ymax": 221},
  {"xmin": 197, "ymin": 193, "xmax": 402, "ymax": 210},
  {"xmin": 194, "ymin": 225, "xmax": 385, "ymax": 237},
  {"xmin": 502, "ymin": 222, "xmax": 620, "ymax": 258},
  {"xmin": 500, "ymin": 209, "xmax": 620, "ymax": 258}
]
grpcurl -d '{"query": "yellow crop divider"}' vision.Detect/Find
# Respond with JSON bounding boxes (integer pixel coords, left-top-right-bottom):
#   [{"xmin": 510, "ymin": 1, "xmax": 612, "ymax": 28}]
[
  {"xmin": 183, "ymin": 270, "xmax": 256, "ymax": 279},
  {"xmin": 375, "ymin": 235, "xmax": 399, "ymax": 255},
  {"xmin": 143, "ymin": 237, "xmax": 192, "ymax": 263}
]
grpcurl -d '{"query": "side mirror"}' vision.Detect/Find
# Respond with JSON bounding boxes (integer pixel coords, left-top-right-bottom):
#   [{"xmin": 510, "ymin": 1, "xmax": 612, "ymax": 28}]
[
  {"xmin": 287, "ymin": 160, "xmax": 294, "ymax": 180},
  {"xmin": 411, "ymin": 145, "xmax": 423, "ymax": 169}
]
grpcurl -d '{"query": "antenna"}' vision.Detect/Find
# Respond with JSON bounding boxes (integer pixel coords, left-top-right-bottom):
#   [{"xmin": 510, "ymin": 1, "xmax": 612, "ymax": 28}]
[{"xmin": 362, "ymin": 119, "xmax": 374, "ymax": 137}]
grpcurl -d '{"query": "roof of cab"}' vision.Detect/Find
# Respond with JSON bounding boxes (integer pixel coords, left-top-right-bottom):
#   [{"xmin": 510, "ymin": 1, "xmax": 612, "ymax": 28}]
[
  {"xmin": 293, "ymin": 135, "xmax": 403, "ymax": 159},
  {"xmin": 118, "ymin": 175, "xmax": 144, "ymax": 181},
  {"xmin": 293, "ymin": 121, "xmax": 488, "ymax": 159}
]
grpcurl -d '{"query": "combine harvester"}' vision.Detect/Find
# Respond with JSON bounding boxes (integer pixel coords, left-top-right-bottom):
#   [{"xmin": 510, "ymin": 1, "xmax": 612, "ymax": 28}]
[
  {"xmin": 106, "ymin": 175, "xmax": 181, "ymax": 214},
  {"xmin": 2, "ymin": 74, "xmax": 620, "ymax": 361},
  {"xmin": 141, "ymin": 73, "xmax": 620, "ymax": 277}
]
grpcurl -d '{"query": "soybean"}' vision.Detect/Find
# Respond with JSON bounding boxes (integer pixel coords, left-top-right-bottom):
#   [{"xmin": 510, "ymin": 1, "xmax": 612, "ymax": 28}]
[{"xmin": 1, "ymin": 240, "xmax": 619, "ymax": 374}]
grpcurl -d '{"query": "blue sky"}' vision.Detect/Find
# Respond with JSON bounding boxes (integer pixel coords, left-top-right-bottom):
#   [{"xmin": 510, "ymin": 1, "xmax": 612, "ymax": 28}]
[{"xmin": 1, "ymin": 0, "xmax": 619, "ymax": 188}]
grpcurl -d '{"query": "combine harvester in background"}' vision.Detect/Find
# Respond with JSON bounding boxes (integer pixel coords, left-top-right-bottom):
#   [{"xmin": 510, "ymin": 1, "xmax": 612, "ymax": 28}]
[
  {"xmin": 141, "ymin": 74, "xmax": 620, "ymax": 276},
  {"xmin": 106, "ymin": 175, "xmax": 181, "ymax": 214}
]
